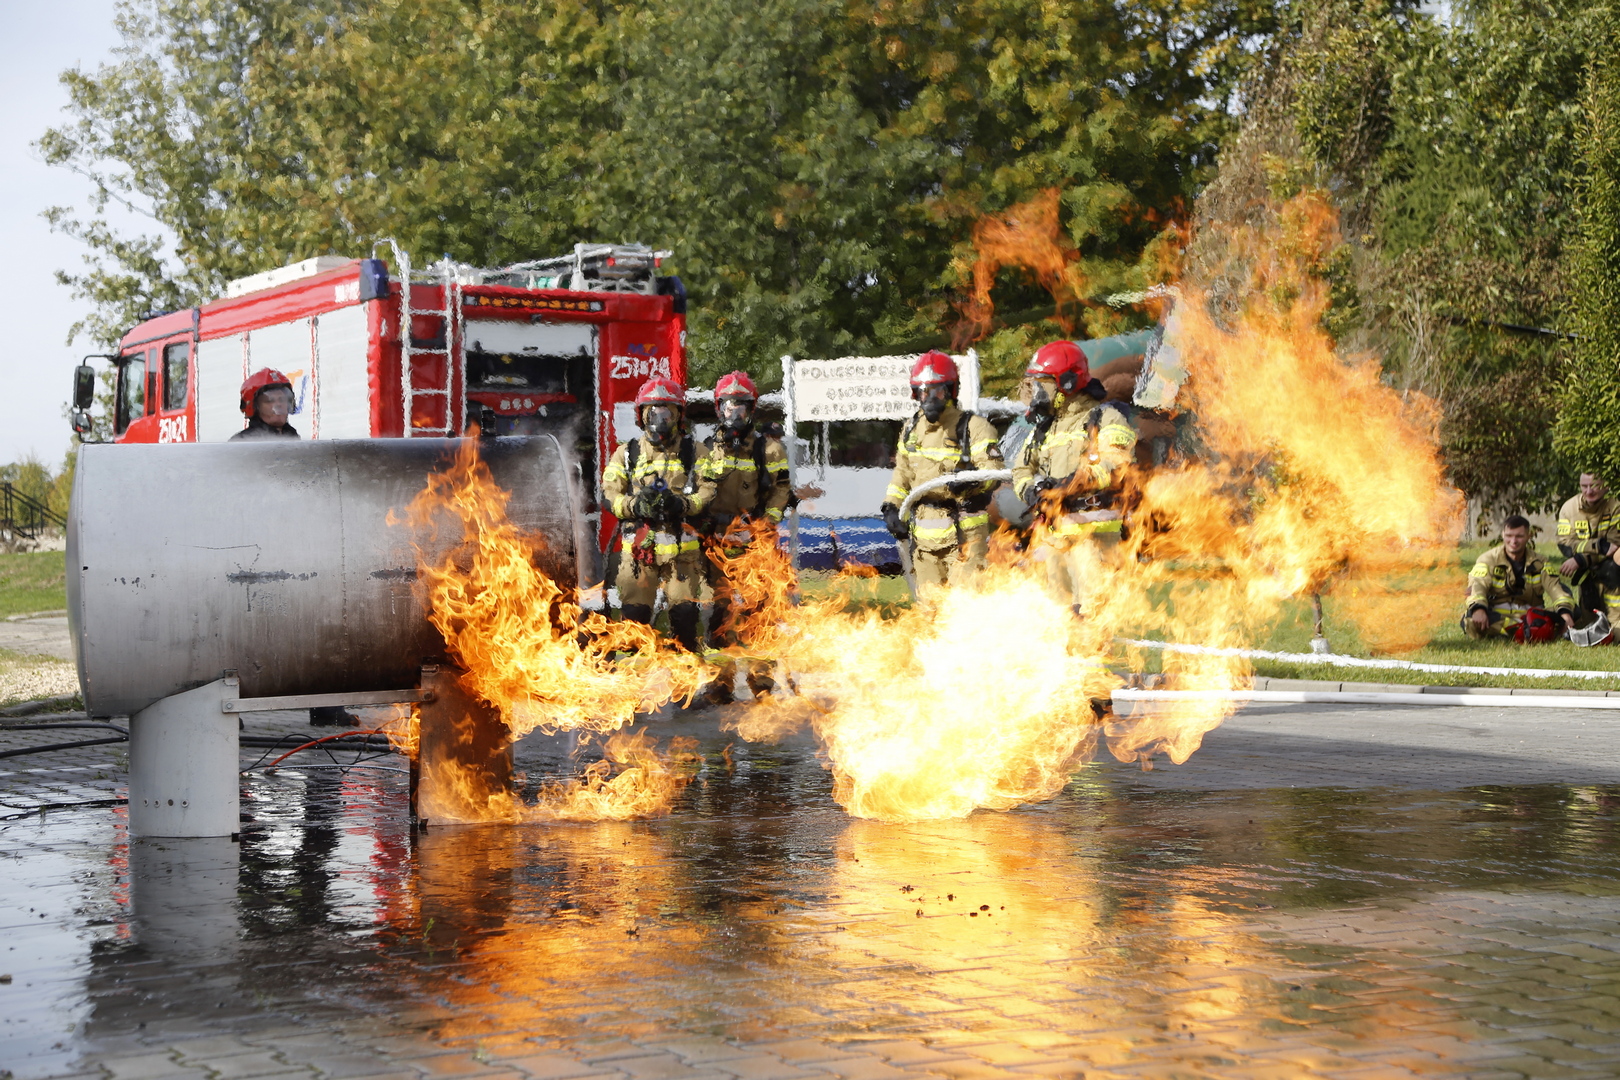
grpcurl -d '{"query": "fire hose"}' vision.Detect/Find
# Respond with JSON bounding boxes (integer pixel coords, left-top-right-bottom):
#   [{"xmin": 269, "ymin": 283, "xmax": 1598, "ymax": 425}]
[{"xmin": 896, "ymin": 470, "xmax": 1014, "ymax": 521}]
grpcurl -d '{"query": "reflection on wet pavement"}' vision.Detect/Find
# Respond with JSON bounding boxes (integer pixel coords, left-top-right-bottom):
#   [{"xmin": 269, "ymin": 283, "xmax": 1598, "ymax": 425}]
[{"xmin": 4, "ymin": 712, "xmax": 1620, "ymax": 1079}]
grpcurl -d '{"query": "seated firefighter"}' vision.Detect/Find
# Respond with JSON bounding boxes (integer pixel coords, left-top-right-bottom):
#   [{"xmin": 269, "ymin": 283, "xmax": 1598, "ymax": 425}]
[
  {"xmin": 1011, "ymin": 340, "xmax": 1136, "ymax": 617},
  {"xmin": 601, "ymin": 377, "xmax": 715, "ymax": 653},
  {"xmin": 231, "ymin": 368, "xmax": 299, "ymax": 440},
  {"xmin": 879, "ymin": 351, "xmax": 1003, "ymax": 591},
  {"xmin": 1556, "ymin": 471, "xmax": 1620, "ymax": 620},
  {"xmin": 694, "ymin": 370, "xmax": 793, "ymax": 704},
  {"xmin": 1463, "ymin": 515, "xmax": 1575, "ymax": 641}
]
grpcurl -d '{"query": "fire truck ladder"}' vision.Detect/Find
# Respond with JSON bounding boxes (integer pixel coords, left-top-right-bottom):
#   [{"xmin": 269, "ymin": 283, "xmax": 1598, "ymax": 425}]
[{"xmin": 381, "ymin": 240, "xmax": 464, "ymax": 438}]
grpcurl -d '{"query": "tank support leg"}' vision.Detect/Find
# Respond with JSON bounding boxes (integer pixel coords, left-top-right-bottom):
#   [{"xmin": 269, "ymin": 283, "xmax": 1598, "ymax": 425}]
[
  {"xmin": 410, "ymin": 665, "xmax": 513, "ymax": 825},
  {"xmin": 128, "ymin": 678, "xmax": 241, "ymax": 838}
]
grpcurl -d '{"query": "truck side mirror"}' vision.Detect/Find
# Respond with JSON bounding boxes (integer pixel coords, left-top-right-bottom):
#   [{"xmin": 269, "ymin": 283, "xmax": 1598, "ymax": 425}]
[
  {"xmin": 73, "ymin": 363, "xmax": 96, "ymax": 410},
  {"xmin": 71, "ymin": 410, "xmax": 93, "ymax": 435}
]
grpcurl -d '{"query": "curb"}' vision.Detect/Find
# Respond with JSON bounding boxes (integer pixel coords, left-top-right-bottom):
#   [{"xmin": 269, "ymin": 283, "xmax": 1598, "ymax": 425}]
[{"xmin": 1253, "ymin": 676, "xmax": 1620, "ymax": 699}]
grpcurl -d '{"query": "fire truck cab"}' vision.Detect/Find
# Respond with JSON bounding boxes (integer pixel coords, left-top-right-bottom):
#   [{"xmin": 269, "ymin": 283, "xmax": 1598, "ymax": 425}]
[{"xmin": 71, "ymin": 243, "xmax": 688, "ymax": 573}]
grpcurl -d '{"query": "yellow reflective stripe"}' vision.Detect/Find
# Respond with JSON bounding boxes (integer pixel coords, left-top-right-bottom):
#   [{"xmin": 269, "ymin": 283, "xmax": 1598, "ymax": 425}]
[
  {"xmin": 603, "ymin": 461, "xmax": 629, "ymax": 482},
  {"xmin": 912, "ymin": 514, "xmax": 989, "ymax": 540},
  {"xmin": 1468, "ymin": 565, "xmax": 1491, "ymax": 578},
  {"xmin": 1099, "ymin": 424, "xmax": 1135, "ymax": 448},
  {"xmin": 1557, "ymin": 519, "xmax": 1573, "ymax": 536},
  {"xmin": 766, "ymin": 508, "xmax": 783, "ymax": 522},
  {"xmin": 886, "ymin": 484, "xmax": 909, "ymax": 502},
  {"xmin": 902, "ymin": 445, "xmax": 967, "ymax": 462}
]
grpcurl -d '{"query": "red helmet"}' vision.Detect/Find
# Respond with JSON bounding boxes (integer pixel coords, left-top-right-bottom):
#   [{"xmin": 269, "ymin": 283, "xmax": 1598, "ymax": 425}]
[
  {"xmin": 909, "ymin": 351, "xmax": 958, "ymax": 389},
  {"xmin": 1027, "ymin": 341, "xmax": 1089, "ymax": 393},
  {"xmin": 240, "ymin": 368, "xmax": 294, "ymax": 416},
  {"xmin": 714, "ymin": 370, "xmax": 758, "ymax": 403},
  {"xmin": 1513, "ymin": 608, "xmax": 1562, "ymax": 644},
  {"xmin": 634, "ymin": 376, "xmax": 686, "ymax": 426},
  {"xmin": 634, "ymin": 376, "xmax": 686, "ymax": 409}
]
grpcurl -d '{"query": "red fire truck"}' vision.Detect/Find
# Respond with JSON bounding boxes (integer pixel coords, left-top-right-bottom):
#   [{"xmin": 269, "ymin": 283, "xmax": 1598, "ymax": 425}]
[{"xmin": 70, "ymin": 242, "xmax": 687, "ymax": 562}]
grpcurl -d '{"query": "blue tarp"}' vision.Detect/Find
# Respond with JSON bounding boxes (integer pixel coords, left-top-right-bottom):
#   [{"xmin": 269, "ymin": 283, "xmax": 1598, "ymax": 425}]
[{"xmin": 793, "ymin": 517, "xmax": 901, "ymax": 572}]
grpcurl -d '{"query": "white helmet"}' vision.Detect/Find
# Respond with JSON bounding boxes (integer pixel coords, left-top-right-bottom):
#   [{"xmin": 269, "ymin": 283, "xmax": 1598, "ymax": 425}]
[{"xmin": 1569, "ymin": 613, "xmax": 1614, "ymax": 647}]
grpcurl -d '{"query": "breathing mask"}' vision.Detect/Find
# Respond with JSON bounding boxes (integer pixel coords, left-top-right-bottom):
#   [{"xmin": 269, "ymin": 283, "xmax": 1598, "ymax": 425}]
[
  {"xmin": 1027, "ymin": 377, "xmax": 1056, "ymax": 418},
  {"xmin": 717, "ymin": 396, "xmax": 754, "ymax": 445},
  {"xmin": 919, "ymin": 384, "xmax": 952, "ymax": 423},
  {"xmin": 643, "ymin": 404, "xmax": 680, "ymax": 448}
]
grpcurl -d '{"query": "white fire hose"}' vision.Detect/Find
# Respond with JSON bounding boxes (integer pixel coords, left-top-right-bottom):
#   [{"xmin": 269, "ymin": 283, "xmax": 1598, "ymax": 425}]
[
  {"xmin": 896, "ymin": 470, "xmax": 1014, "ymax": 520},
  {"xmin": 1112, "ymin": 688, "xmax": 1620, "ymax": 710}
]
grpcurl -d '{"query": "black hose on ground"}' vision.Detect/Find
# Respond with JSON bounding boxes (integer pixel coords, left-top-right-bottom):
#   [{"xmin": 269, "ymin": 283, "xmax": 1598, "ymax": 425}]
[{"xmin": 0, "ymin": 737, "xmax": 128, "ymax": 761}]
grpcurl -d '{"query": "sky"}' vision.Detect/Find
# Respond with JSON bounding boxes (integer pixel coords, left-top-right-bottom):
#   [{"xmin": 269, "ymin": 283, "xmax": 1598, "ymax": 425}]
[{"xmin": 3, "ymin": 0, "xmax": 139, "ymax": 469}]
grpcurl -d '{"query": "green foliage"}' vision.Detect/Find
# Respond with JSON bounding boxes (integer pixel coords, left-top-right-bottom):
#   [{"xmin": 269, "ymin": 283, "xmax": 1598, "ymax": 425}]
[
  {"xmin": 1555, "ymin": 1, "xmax": 1620, "ymax": 480},
  {"xmin": 42, "ymin": 0, "xmax": 1279, "ymax": 393},
  {"xmin": 1261, "ymin": 0, "xmax": 1597, "ymax": 512}
]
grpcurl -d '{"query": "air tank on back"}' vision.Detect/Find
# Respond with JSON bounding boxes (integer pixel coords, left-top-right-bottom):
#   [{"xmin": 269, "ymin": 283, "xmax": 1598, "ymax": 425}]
[{"xmin": 68, "ymin": 436, "xmax": 579, "ymax": 717}]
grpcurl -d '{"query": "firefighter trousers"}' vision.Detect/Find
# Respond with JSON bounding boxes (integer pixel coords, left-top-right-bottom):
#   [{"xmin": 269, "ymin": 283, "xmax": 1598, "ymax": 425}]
[
  {"xmin": 911, "ymin": 525, "xmax": 989, "ymax": 592},
  {"xmin": 616, "ymin": 552, "xmax": 703, "ymax": 608},
  {"xmin": 702, "ymin": 543, "xmax": 775, "ymax": 695},
  {"xmin": 1037, "ymin": 530, "xmax": 1121, "ymax": 613}
]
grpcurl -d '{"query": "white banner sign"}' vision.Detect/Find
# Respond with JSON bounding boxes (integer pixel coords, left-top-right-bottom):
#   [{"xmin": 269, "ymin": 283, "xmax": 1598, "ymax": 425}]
[{"xmin": 792, "ymin": 356, "xmax": 919, "ymax": 422}]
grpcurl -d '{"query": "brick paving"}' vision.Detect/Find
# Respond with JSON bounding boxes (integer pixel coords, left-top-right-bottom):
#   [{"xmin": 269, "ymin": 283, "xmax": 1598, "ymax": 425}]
[{"xmin": 2, "ymin": 700, "xmax": 1620, "ymax": 1079}]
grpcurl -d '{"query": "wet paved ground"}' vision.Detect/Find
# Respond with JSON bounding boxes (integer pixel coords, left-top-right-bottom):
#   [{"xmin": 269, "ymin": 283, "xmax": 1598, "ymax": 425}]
[{"xmin": 4, "ymin": 702, "xmax": 1620, "ymax": 1080}]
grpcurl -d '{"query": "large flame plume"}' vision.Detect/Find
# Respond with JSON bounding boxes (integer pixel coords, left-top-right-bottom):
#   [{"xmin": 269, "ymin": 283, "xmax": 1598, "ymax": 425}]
[{"xmin": 404, "ymin": 189, "xmax": 1461, "ymax": 826}]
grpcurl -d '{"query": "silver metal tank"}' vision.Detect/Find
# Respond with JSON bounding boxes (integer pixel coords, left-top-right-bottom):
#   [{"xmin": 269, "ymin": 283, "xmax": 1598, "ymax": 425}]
[{"xmin": 69, "ymin": 436, "xmax": 580, "ymax": 717}]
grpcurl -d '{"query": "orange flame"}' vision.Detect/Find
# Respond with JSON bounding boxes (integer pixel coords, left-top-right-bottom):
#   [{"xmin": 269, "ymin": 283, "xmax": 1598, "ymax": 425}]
[
  {"xmin": 401, "ymin": 190, "xmax": 1461, "ymax": 827},
  {"xmin": 953, "ymin": 188, "xmax": 1092, "ymax": 346},
  {"xmin": 406, "ymin": 438, "xmax": 707, "ymax": 739}
]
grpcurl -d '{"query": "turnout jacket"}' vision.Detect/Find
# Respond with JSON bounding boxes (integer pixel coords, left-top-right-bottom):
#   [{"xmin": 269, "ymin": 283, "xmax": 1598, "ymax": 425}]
[
  {"xmin": 1555, "ymin": 493, "xmax": 1620, "ymax": 573},
  {"xmin": 1011, "ymin": 396, "xmax": 1137, "ymax": 536},
  {"xmin": 700, "ymin": 430, "xmax": 792, "ymax": 525},
  {"xmin": 1465, "ymin": 543, "xmax": 1572, "ymax": 616},
  {"xmin": 884, "ymin": 404, "xmax": 1003, "ymax": 552},
  {"xmin": 601, "ymin": 434, "xmax": 715, "ymax": 564}
]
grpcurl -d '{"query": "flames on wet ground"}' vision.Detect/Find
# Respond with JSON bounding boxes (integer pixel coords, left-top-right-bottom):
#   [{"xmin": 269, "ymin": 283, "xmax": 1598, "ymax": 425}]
[{"xmin": 402, "ymin": 191, "xmax": 1462, "ymax": 826}]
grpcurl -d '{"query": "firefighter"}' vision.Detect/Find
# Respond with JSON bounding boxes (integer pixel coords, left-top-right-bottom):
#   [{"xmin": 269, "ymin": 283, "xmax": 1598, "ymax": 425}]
[
  {"xmin": 601, "ymin": 377, "xmax": 715, "ymax": 652},
  {"xmin": 1010, "ymin": 340, "xmax": 1135, "ymax": 616},
  {"xmin": 693, "ymin": 370, "xmax": 793, "ymax": 704},
  {"xmin": 879, "ymin": 351, "xmax": 1003, "ymax": 590},
  {"xmin": 1465, "ymin": 515, "xmax": 1575, "ymax": 640},
  {"xmin": 230, "ymin": 369, "xmax": 300, "ymax": 440},
  {"xmin": 1555, "ymin": 471, "xmax": 1620, "ymax": 618}
]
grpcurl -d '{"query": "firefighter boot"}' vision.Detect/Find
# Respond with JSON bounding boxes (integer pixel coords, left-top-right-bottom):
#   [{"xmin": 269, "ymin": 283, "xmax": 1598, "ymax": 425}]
[
  {"xmin": 621, "ymin": 604, "xmax": 654, "ymax": 626},
  {"xmin": 696, "ymin": 659, "xmax": 736, "ymax": 708},
  {"xmin": 669, "ymin": 602, "xmax": 703, "ymax": 654},
  {"xmin": 745, "ymin": 661, "xmax": 776, "ymax": 699}
]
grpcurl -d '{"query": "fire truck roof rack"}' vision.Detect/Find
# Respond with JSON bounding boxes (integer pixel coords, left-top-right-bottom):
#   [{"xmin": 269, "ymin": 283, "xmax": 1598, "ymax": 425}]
[{"xmin": 487, "ymin": 243, "xmax": 673, "ymax": 295}]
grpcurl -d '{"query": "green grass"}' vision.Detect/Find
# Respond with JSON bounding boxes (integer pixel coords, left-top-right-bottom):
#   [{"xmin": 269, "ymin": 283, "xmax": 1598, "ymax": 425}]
[
  {"xmin": 1122, "ymin": 540, "xmax": 1620, "ymax": 691},
  {"xmin": 0, "ymin": 551, "xmax": 66, "ymax": 618}
]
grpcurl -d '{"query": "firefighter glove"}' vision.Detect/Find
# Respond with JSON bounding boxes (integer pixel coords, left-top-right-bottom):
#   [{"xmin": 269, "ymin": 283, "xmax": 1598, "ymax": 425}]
[
  {"xmin": 656, "ymin": 489, "xmax": 689, "ymax": 521},
  {"xmin": 945, "ymin": 478, "xmax": 978, "ymax": 497},
  {"xmin": 631, "ymin": 490, "xmax": 661, "ymax": 522},
  {"xmin": 1023, "ymin": 476, "xmax": 1061, "ymax": 507},
  {"xmin": 881, "ymin": 503, "xmax": 909, "ymax": 541}
]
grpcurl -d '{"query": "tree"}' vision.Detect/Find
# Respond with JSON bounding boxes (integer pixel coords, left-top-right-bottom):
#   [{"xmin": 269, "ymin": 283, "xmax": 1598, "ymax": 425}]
[
  {"xmin": 1210, "ymin": 0, "xmax": 1595, "ymax": 513},
  {"xmin": 43, "ymin": 0, "xmax": 1279, "ymax": 391},
  {"xmin": 1555, "ymin": 1, "xmax": 1620, "ymax": 480}
]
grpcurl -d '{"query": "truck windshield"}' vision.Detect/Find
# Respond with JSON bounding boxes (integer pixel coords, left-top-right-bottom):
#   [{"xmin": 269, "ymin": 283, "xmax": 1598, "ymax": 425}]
[{"xmin": 115, "ymin": 354, "xmax": 147, "ymax": 434}]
